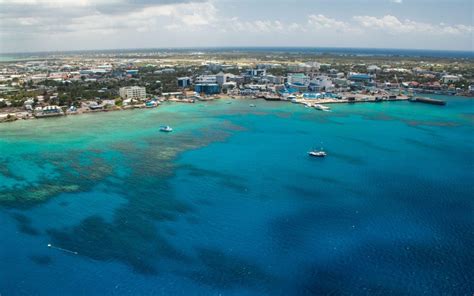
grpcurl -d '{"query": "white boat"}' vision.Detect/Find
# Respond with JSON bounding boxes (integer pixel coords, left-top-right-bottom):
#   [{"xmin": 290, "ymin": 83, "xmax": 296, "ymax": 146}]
[
  {"xmin": 249, "ymin": 104, "xmax": 256, "ymax": 107},
  {"xmin": 308, "ymin": 151, "xmax": 327, "ymax": 157},
  {"xmin": 160, "ymin": 125, "xmax": 173, "ymax": 132},
  {"xmin": 314, "ymin": 104, "xmax": 331, "ymax": 112},
  {"xmin": 308, "ymin": 143, "xmax": 327, "ymax": 157}
]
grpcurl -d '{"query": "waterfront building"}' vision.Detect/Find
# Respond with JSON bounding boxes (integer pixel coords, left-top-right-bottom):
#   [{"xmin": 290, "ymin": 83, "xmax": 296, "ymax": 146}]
[
  {"xmin": 221, "ymin": 82, "xmax": 237, "ymax": 91},
  {"xmin": 178, "ymin": 77, "xmax": 192, "ymax": 88},
  {"xmin": 119, "ymin": 86, "xmax": 146, "ymax": 100},
  {"xmin": 102, "ymin": 99, "xmax": 116, "ymax": 107},
  {"xmin": 23, "ymin": 98, "xmax": 34, "ymax": 110},
  {"xmin": 34, "ymin": 105, "xmax": 64, "ymax": 117},
  {"xmin": 309, "ymin": 75, "xmax": 334, "ymax": 92},
  {"xmin": 239, "ymin": 88, "xmax": 260, "ymax": 96},
  {"xmin": 195, "ymin": 83, "xmax": 220, "ymax": 95}
]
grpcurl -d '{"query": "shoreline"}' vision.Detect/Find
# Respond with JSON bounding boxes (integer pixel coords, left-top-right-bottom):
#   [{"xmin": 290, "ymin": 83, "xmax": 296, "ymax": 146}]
[{"xmin": 0, "ymin": 93, "xmax": 443, "ymax": 124}]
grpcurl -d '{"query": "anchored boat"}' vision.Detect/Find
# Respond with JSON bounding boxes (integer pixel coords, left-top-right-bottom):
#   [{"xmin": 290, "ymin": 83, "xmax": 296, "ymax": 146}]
[
  {"xmin": 308, "ymin": 150, "xmax": 327, "ymax": 157},
  {"xmin": 160, "ymin": 125, "xmax": 173, "ymax": 132},
  {"xmin": 308, "ymin": 143, "xmax": 327, "ymax": 157}
]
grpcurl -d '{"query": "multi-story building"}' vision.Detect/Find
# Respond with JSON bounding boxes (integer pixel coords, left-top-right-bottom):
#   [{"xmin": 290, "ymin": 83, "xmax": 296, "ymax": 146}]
[
  {"xmin": 441, "ymin": 75, "xmax": 460, "ymax": 84},
  {"xmin": 245, "ymin": 69, "xmax": 266, "ymax": 77},
  {"xmin": 195, "ymin": 84, "xmax": 220, "ymax": 95},
  {"xmin": 287, "ymin": 73, "xmax": 310, "ymax": 86},
  {"xmin": 309, "ymin": 75, "xmax": 334, "ymax": 92},
  {"xmin": 177, "ymin": 77, "xmax": 192, "ymax": 88},
  {"xmin": 195, "ymin": 75, "xmax": 217, "ymax": 84},
  {"xmin": 119, "ymin": 86, "xmax": 146, "ymax": 100}
]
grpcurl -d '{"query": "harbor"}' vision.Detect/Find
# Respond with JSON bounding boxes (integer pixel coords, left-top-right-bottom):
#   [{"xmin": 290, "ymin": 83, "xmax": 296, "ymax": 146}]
[{"xmin": 1, "ymin": 93, "xmax": 472, "ymax": 295}]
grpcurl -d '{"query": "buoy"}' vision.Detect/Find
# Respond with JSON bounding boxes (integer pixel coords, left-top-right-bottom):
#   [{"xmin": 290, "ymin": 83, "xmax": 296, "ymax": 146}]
[{"xmin": 47, "ymin": 243, "xmax": 78, "ymax": 255}]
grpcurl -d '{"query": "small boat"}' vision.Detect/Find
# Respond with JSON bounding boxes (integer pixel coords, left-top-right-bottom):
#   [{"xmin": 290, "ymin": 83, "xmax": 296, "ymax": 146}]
[
  {"xmin": 308, "ymin": 150, "xmax": 327, "ymax": 157},
  {"xmin": 249, "ymin": 104, "xmax": 256, "ymax": 107},
  {"xmin": 160, "ymin": 125, "xmax": 173, "ymax": 132},
  {"xmin": 314, "ymin": 104, "xmax": 331, "ymax": 112},
  {"xmin": 308, "ymin": 143, "xmax": 327, "ymax": 157}
]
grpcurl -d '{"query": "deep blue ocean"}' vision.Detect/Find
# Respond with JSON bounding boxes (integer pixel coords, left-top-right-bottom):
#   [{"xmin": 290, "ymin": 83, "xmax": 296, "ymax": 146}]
[{"xmin": 0, "ymin": 96, "xmax": 473, "ymax": 295}]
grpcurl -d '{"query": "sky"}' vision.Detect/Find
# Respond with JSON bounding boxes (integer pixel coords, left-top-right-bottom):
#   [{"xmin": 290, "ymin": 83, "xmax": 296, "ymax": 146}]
[{"xmin": 0, "ymin": 0, "xmax": 473, "ymax": 53}]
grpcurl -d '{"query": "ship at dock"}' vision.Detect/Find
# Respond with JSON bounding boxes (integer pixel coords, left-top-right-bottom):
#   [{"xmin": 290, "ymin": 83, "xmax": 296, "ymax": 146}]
[{"xmin": 409, "ymin": 97, "xmax": 447, "ymax": 106}]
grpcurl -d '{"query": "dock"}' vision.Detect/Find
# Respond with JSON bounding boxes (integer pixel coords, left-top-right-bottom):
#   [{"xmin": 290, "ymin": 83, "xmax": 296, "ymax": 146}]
[{"xmin": 292, "ymin": 94, "xmax": 409, "ymax": 106}]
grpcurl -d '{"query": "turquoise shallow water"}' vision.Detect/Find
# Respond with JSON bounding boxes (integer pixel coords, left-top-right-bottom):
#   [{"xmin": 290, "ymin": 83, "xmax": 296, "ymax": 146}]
[{"xmin": 0, "ymin": 96, "xmax": 473, "ymax": 295}]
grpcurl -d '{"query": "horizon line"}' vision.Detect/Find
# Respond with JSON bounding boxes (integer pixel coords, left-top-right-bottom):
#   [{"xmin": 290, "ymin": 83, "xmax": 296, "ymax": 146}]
[{"xmin": 1, "ymin": 46, "xmax": 473, "ymax": 56}]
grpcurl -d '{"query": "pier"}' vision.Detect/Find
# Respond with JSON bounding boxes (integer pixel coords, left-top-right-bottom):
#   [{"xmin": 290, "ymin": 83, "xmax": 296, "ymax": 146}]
[{"xmin": 291, "ymin": 94, "xmax": 409, "ymax": 106}]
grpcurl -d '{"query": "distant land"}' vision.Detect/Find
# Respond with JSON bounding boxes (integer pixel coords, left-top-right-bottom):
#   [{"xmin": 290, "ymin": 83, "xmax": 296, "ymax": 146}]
[{"xmin": 1, "ymin": 47, "xmax": 473, "ymax": 61}]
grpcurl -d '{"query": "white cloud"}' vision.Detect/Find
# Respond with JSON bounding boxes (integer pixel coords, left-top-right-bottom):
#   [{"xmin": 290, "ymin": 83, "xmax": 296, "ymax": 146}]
[
  {"xmin": 307, "ymin": 14, "xmax": 353, "ymax": 32},
  {"xmin": 0, "ymin": 0, "xmax": 472, "ymax": 52},
  {"xmin": 0, "ymin": 0, "xmax": 118, "ymax": 7},
  {"xmin": 50, "ymin": 1, "xmax": 218, "ymax": 34},
  {"xmin": 353, "ymin": 14, "xmax": 474, "ymax": 35},
  {"xmin": 224, "ymin": 18, "xmax": 287, "ymax": 33}
]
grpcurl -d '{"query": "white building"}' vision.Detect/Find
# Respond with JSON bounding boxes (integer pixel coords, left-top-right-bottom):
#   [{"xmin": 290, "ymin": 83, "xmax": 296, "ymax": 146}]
[
  {"xmin": 119, "ymin": 86, "xmax": 146, "ymax": 100},
  {"xmin": 216, "ymin": 72, "xmax": 228, "ymax": 86},
  {"xmin": 367, "ymin": 65, "xmax": 381, "ymax": 73},
  {"xmin": 441, "ymin": 75, "xmax": 460, "ymax": 84},
  {"xmin": 309, "ymin": 76, "xmax": 334, "ymax": 91}
]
